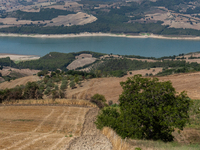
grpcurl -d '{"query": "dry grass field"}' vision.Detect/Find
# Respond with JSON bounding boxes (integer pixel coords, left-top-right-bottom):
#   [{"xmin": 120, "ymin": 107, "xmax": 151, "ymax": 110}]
[
  {"xmin": 48, "ymin": 12, "xmax": 97, "ymax": 27},
  {"xmin": 0, "ymin": 105, "xmax": 89, "ymax": 150},
  {"xmin": 0, "ymin": 12, "xmax": 97, "ymax": 28},
  {"xmin": 67, "ymin": 54, "xmax": 96, "ymax": 70},
  {"xmin": 0, "ymin": 67, "xmax": 40, "ymax": 76},
  {"xmin": 65, "ymin": 70, "xmax": 200, "ymax": 103},
  {"xmin": 0, "ymin": 75, "xmax": 40, "ymax": 89},
  {"xmin": 144, "ymin": 7, "xmax": 200, "ymax": 30},
  {"xmin": 0, "ymin": 103, "xmax": 112, "ymax": 150},
  {"xmin": 1, "ymin": 68, "xmax": 200, "ymax": 103}
]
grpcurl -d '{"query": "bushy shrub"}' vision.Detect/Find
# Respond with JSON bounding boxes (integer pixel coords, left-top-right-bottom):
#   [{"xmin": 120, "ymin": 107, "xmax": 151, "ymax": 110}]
[
  {"xmin": 95, "ymin": 107, "xmax": 120, "ymax": 129},
  {"xmin": 90, "ymin": 93, "xmax": 107, "ymax": 109},
  {"xmin": 59, "ymin": 90, "xmax": 65, "ymax": 98},
  {"xmin": 54, "ymin": 85, "xmax": 59, "ymax": 90},
  {"xmin": 52, "ymin": 90, "xmax": 59, "ymax": 100},
  {"xmin": 60, "ymin": 80, "xmax": 68, "ymax": 91},
  {"xmin": 44, "ymin": 87, "xmax": 51, "ymax": 95},
  {"xmin": 46, "ymin": 79, "xmax": 54, "ymax": 87},
  {"xmin": 70, "ymin": 80, "xmax": 75, "ymax": 89},
  {"xmin": 108, "ymin": 100, "xmax": 113, "ymax": 106},
  {"xmin": 74, "ymin": 77, "xmax": 79, "ymax": 83},
  {"xmin": 37, "ymin": 70, "xmax": 48, "ymax": 76},
  {"xmin": 91, "ymin": 93, "xmax": 106, "ymax": 102},
  {"xmin": 23, "ymin": 82, "xmax": 40, "ymax": 99}
]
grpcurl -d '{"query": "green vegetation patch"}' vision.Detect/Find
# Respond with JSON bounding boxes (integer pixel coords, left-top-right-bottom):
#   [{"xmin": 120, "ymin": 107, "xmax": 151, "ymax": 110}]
[
  {"xmin": 187, "ymin": 99, "xmax": 200, "ymax": 129},
  {"xmin": 0, "ymin": 69, "xmax": 96, "ymax": 103},
  {"xmin": 0, "ymin": 57, "xmax": 16, "ymax": 68},
  {"xmin": 16, "ymin": 51, "xmax": 105, "ymax": 71},
  {"xmin": 13, "ymin": 8, "xmax": 75, "ymax": 21},
  {"xmin": 12, "ymin": 119, "xmax": 34, "ymax": 122}
]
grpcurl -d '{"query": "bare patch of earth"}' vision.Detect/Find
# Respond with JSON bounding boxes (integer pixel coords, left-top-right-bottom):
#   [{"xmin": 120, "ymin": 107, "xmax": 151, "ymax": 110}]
[
  {"xmin": 0, "ymin": 18, "xmax": 43, "ymax": 28},
  {"xmin": 143, "ymin": 7, "xmax": 200, "ymax": 30},
  {"xmin": 0, "ymin": 53, "xmax": 40, "ymax": 61},
  {"xmin": 0, "ymin": 12, "xmax": 97, "ymax": 28},
  {"xmin": 47, "ymin": 12, "xmax": 97, "ymax": 27},
  {"xmin": 67, "ymin": 54, "xmax": 97, "ymax": 70},
  {"xmin": 66, "ymin": 108, "xmax": 112, "ymax": 150},
  {"xmin": 0, "ymin": 66, "xmax": 40, "ymax": 77}
]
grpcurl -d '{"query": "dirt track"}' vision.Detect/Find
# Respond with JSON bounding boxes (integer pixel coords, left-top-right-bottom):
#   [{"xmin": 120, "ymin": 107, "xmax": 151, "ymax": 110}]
[
  {"xmin": 0, "ymin": 106, "xmax": 111, "ymax": 150},
  {"xmin": 66, "ymin": 108, "xmax": 112, "ymax": 150}
]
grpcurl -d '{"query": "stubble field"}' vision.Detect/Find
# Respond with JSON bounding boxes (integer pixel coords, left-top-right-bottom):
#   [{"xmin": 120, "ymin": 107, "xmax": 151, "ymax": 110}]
[{"xmin": 0, "ymin": 106, "xmax": 89, "ymax": 150}]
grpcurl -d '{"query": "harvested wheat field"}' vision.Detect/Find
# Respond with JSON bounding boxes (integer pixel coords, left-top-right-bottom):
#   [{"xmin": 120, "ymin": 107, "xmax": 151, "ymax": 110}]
[
  {"xmin": 0, "ymin": 105, "xmax": 112, "ymax": 150},
  {"xmin": 66, "ymin": 71, "xmax": 200, "ymax": 103}
]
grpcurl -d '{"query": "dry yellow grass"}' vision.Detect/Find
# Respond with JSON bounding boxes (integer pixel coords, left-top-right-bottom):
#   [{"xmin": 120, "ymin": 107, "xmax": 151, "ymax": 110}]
[
  {"xmin": 0, "ymin": 75, "xmax": 40, "ymax": 89},
  {"xmin": 102, "ymin": 127, "xmax": 135, "ymax": 150},
  {"xmin": 2, "ymin": 98, "xmax": 97, "ymax": 108},
  {"xmin": 0, "ymin": 105, "xmax": 90, "ymax": 149}
]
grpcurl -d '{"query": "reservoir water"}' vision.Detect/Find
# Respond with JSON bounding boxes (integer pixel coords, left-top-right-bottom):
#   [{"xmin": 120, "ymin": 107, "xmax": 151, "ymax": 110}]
[{"xmin": 0, "ymin": 36, "xmax": 200, "ymax": 57}]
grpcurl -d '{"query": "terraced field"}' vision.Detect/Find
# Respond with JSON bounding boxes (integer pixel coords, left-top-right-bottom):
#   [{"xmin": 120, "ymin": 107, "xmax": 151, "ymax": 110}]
[{"xmin": 0, "ymin": 106, "xmax": 91, "ymax": 150}]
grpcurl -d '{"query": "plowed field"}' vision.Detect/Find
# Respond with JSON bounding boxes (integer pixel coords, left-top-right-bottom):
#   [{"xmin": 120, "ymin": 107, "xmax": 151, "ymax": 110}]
[{"xmin": 0, "ymin": 106, "xmax": 89, "ymax": 150}]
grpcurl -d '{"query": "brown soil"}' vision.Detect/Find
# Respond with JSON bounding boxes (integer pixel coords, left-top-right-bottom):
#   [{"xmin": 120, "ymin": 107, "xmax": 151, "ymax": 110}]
[{"xmin": 66, "ymin": 108, "xmax": 112, "ymax": 150}]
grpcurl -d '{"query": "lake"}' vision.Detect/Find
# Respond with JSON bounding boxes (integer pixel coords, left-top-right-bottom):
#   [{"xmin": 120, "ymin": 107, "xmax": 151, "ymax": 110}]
[{"xmin": 0, "ymin": 36, "xmax": 200, "ymax": 57}]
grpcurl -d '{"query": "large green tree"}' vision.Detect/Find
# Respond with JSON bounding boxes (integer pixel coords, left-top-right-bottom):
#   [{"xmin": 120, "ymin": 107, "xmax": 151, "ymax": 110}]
[{"xmin": 117, "ymin": 75, "xmax": 190, "ymax": 141}]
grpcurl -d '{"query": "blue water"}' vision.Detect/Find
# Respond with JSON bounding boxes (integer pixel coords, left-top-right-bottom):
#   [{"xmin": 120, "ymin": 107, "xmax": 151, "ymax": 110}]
[{"xmin": 0, "ymin": 36, "xmax": 200, "ymax": 57}]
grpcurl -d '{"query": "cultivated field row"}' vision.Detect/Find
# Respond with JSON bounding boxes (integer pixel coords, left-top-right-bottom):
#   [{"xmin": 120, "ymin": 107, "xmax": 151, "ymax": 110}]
[{"xmin": 0, "ymin": 106, "xmax": 89, "ymax": 150}]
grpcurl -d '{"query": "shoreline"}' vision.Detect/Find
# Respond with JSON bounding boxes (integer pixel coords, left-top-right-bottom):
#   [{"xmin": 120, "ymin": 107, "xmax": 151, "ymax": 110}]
[
  {"xmin": 0, "ymin": 53, "xmax": 40, "ymax": 61},
  {"xmin": 1, "ymin": 32, "xmax": 200, "ymax": 40}
]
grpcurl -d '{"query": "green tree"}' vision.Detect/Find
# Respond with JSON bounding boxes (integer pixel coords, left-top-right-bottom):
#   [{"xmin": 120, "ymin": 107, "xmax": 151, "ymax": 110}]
[
  {"xmin": 70, "ymin": 80, "xmax": 75, "ymax": 89},
  {"xmin": 37, "ymin": 70, "xmax": 49, "ymax": 76},
  {"xmin": 74, "ymin": 77, "xmax": 79, "ymax": 84},
  {"xmin": 117, "ymin": 75, "xmax": 190, "ymax": 141},
  {"xmin": 60, "ymin": 80, "xmax": 68, "ymax": 91},
  {"xmin": 23, "ymin": 82, "xmax": 40, "ymax": 99}
]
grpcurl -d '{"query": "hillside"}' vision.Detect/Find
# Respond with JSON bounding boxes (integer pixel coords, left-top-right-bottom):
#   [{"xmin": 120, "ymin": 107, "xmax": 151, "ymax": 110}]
[
  {"xmin": 2, "ymin": 0, "xmax": 200, "ymax": 35},
  {"xmin": 66, "ymin": 70, "xmax": 200, "ymax": 103},
  {"xmin": 1, "ymin": 71, "xmax": 200, "ymax": 149},
  {"xmin": 0, "ymin": 75, "xmax": 40, "ymax": 89},
  {"xmin": 1, "ymin": 69, "xmax": 200, "ymax": 102}
]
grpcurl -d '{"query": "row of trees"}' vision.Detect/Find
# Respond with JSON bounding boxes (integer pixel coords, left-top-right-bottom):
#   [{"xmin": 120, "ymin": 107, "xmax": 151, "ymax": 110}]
[
  {"xmin": 0, "ymin": 69, "xmax": 98, "ymax": 103},
  {"xmin": 0, "ymin": 82, "xmax": 42, "ymax": 103},
  {"xmin": 91, "ymin": 58, "xmax": 200, "ymax": 77}
]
